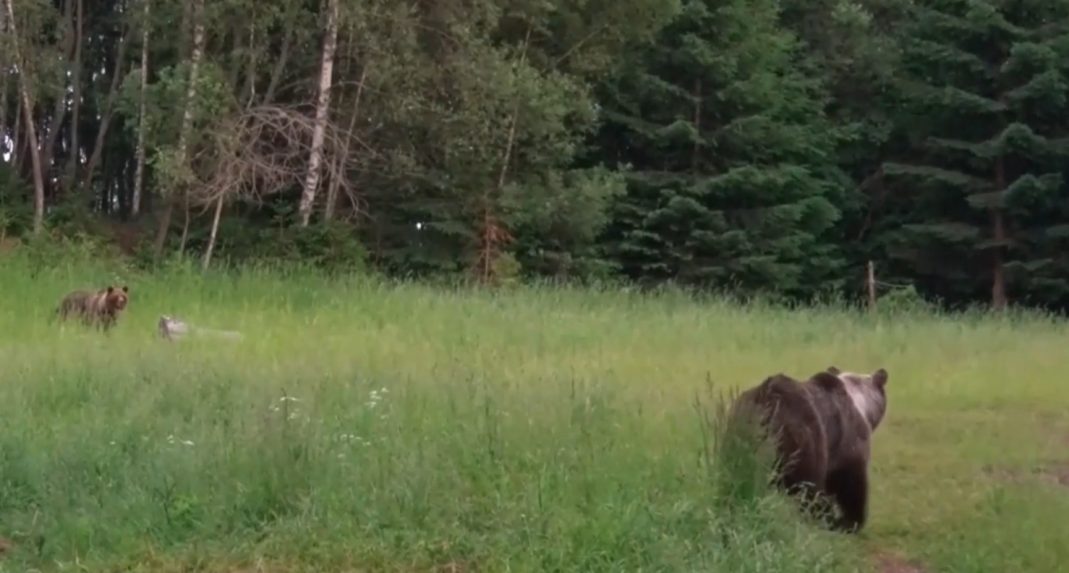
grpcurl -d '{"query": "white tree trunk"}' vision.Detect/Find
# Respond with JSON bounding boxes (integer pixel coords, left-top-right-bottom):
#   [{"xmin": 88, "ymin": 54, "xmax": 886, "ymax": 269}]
[
  {"xmin": 0, "ymin": 64, "xmax": 8, "ymax": 149},
  {"xmin": 131, "ymin": 0, "xmax": 150, "ymax": 216},
  {"xmin": 325, "ymin": 65, "xmax": 366, "ymax": 222},
  {"xmin": 201, "ymin": 194, "xmax": 224, "ymax": 270},
  {"xmin": 0, "ymin": 9, "xmax": 8, "ymax": 151},
  {"xmin": 297, "ymin": 0, "xmax": 339, "ymax": 227},
  {"xmin": 10, "ymin": 92, "xmax": 20, "ymax": 166},
  {"xmin": 39, "ymin": 0, "xmax": 75, "ymax": 188},
  {"xmin": 176, "ymin": 0, "xmax": 202, "ymax": 181},
  {"xmin": 153, "ymin": 0, "xmax": 204, "ymax": 255},
  {"xmin": 4, "ymin": 0, "xmax": 46, "ymax": 234},
  {"xmin": 66, "ymin": 0, "xmax": 84, "ymax": 188}
]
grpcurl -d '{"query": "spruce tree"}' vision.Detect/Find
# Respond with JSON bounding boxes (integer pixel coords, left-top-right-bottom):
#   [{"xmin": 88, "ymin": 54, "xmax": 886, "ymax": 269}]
[
  {"xmin": 880, "ymin": 0, "xmax": 1069, "ymax": 309},
  {"xmin": 594, "ymin": 0, "xmax": 847, "ymax": 298}
]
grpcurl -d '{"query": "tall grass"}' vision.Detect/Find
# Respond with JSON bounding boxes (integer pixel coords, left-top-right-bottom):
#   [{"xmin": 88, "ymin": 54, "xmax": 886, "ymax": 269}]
[{"xmin": 0, "ymin": 252, "xmax": 1066, "ymax": 572}]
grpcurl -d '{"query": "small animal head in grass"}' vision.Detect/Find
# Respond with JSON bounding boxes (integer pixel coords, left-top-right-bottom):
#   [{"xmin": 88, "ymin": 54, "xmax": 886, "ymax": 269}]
[{"xmin": 104, "ymin": 285, "xmax": 130, "ymax": 312}]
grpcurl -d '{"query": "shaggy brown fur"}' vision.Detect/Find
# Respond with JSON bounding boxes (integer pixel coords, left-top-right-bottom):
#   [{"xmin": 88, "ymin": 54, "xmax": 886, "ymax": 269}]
[
  {"xmin": 730, "ymin": 366, "xmax": 889, "ymax": 533},
  {"xmin": 55, "ymin": 285, "xmax": 130, "ymax": 331}
]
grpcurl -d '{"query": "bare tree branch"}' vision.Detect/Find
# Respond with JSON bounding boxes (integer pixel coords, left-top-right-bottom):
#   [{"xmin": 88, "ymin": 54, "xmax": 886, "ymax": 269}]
[{"xmin": 189, "ymin": 104, "xmax": 367, "ymax": 268}]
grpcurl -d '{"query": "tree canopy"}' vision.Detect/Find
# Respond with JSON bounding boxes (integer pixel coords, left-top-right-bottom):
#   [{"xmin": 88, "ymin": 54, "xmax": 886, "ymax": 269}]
[{"xmin": 2, "ymin": 0, "xmax": 1068, "ymax": 310}]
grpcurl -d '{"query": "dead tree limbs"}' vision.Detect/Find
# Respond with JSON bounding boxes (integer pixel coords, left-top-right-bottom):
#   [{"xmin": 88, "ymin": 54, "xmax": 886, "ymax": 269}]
[{"xmin": 192, "ymin": 105, "xmax": 362, "ymax": 270}]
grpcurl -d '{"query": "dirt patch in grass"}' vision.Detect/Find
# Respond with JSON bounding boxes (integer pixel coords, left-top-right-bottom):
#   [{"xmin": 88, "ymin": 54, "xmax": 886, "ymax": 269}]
[
  {"xmin": 872, "ymin": 549, "xmax": 927, "ymax": 573},
  {"xmin": 431, "ymin": 562, "xmax": 474, "ymax": 573},
  {"xmin": 0, "ymin": 237, "xmax": 19, "ymax": 254},
  {"xmin": 0, "ymin": 537, "xmax": 13, "ymax": 557},
  {"xmin": 983, "ymin": 461, "xmax": 1069, "ymax": 488}
]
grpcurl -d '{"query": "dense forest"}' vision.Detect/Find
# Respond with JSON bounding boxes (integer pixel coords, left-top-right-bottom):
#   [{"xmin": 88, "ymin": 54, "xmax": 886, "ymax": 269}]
[{"xmin": 2, "ymin": 0, "xmax": 1068, "ymax": 311}]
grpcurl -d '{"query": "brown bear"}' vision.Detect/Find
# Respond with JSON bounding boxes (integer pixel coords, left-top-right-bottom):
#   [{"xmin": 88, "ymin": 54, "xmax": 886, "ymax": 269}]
[
  {"xmin": 728, "ymin": 366, "xmax": 889, "ymax": 533},
  {"xmin": 55, "ymin": 285, "xmax": 130, "ymax": 331}
]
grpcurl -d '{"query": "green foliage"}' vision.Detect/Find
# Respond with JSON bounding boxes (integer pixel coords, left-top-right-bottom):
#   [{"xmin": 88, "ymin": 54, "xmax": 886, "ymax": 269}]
[
  {"xmin": 593, "ymin": 0, "xmax": 849, "ymax": 299},
  {"xmin": 504, "ymin": 167, "xmax": 626, "ymax": 280},
  {"xmin": 0, "ymin": 163, "xmax": 33, "ymax": 237},
  {"xmin": 10, "ymin": 231, "xmax": 129, "ymax": 277},
  {"xmin": 877, "ymin": 0, "xmax": 1069, "ymax": 308},
  {"xmin": 347, "ymin": 4, "xmax": 616, "ymax": 278},
  {"xmin": 876, "ymin": 283, "xmax": 937, "ymax": 315},
  {"xmin": 3, "ymin": 0, "xmax": 1069, "ymax": 311},
  {"xmin": 155, "ymin": 199, "xmax": 368, "ymax": 273},
  {"xmin": 2, "ymin": 0, "xmax": 67, "ymax": 97}
]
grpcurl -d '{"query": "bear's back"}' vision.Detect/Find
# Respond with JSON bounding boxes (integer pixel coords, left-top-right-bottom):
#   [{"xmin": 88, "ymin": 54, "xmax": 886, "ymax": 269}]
[{"xmin": 802, "ymin": 376, "xmax": 873, "ymax": 468}]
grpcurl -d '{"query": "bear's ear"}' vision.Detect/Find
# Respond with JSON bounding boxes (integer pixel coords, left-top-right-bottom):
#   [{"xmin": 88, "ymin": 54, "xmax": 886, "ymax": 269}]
[
  {"xmin": 872, "ymin": 368, "xmax": 888, "ymax": 389},
  {"xmin": 826, "ymin": 366, "xmax": 841, "ymax": 375},
  {"xmin": 106, "ymin": 286, "xmax": 115, "ymax": 294},
  {"xmin": 121, "ymin": 285, "xmax": 129, "ymax": 293},
  {"xmin": 810, "ymin": 371, "xmax": 842, "ymax": 391}
]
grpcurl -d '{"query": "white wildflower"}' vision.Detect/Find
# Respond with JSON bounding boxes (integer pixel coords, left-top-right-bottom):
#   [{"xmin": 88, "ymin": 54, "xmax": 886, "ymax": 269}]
[{"xmin": 365, "ymin": 387, "xmax": 388, "ymax": 410}]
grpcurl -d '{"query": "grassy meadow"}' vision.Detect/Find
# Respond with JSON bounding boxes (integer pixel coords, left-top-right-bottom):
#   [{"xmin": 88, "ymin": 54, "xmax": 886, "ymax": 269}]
[{"xmin": 1, "ymin": 254, "xmax": 1068, "ymax": 572}]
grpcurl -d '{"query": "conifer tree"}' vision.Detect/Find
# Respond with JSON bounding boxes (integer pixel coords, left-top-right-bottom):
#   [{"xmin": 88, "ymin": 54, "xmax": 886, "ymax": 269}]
[
  {"xmin": 880, "ymin": 0, "xmax": 1069, "ymax": 309},
  {"xmin": 595, "ymin": 0, "xmax": 848, "ymax": 297}
]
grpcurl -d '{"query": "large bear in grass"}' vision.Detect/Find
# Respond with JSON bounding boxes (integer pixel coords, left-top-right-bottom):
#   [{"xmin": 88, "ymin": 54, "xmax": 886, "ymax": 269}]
[{"xmin": 731, "ymin": 366, "xmax": 889, "ymax": 533}]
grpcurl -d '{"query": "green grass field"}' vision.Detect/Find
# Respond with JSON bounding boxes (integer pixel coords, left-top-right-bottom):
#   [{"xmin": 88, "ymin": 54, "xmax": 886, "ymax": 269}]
[{"xmin": 1, "ymin": 254, "xmax": 1067, "ymax": 572}]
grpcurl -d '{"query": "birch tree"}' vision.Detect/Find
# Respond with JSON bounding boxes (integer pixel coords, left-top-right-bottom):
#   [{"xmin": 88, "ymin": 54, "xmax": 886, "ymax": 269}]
[
  {"xmin": 153, "ymin": 0, "xmax": 204, "ymax": 256},
  {"xmin": 131, "ymin": 0, "xmax": 150, "ymax": 216},
  {"xmin": 39, "ymin": 0, "xmax": 75, "ymax": 191},
  {"xmin": 65, "ymin": 0, "xmax": 84, "ymax": 188},
  {"xmin": 3, "ymin": 0, "xmax": 46, "ymax": 234},
  {"xmin": 296, "ymin": 0, "xmax": 338, "ymax": 227}
]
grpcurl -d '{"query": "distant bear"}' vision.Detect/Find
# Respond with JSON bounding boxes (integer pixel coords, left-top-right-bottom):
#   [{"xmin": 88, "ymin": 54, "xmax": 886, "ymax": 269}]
[
  {"xmin": 55, "ymin": 285, "xmax": 130, "ymax": 331},
  {"xmin": 729, "ymin": 366, "xmax": 889, "ymax": 533}
]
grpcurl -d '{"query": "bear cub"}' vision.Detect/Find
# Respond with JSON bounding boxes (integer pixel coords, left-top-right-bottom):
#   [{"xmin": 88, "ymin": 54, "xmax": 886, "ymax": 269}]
[{"xmin": 730, "ymin": 366, "xmax": 889, "ymax": 533}]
